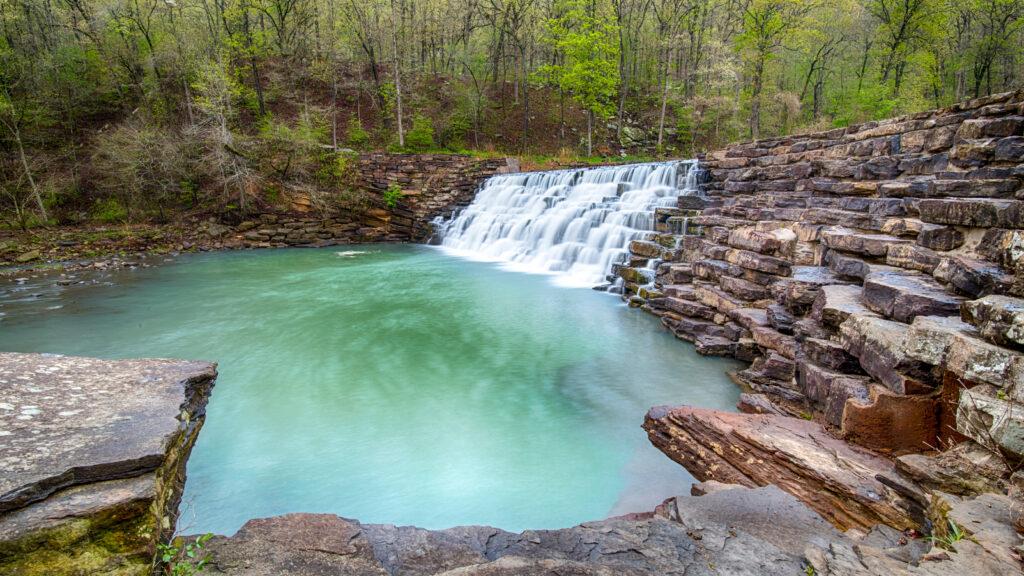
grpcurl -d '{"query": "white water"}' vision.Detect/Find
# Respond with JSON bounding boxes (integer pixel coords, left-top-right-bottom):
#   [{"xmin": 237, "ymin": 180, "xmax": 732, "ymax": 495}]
[{"xmin": 435, "ymin": 161, "xmax": 700, "ymax": 287}]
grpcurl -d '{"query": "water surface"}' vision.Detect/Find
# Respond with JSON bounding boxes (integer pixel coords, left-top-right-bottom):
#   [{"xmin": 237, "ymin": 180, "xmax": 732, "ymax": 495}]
[{"xmin": 0, "ymin": 246, "xmax": 742, "ymax": 535}]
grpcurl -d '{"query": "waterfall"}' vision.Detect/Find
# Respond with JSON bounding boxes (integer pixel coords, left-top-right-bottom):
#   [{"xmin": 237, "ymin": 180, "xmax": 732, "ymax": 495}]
[{"xmin": 434, "ymin": 160, "xmax": 701, "ymax": 287}]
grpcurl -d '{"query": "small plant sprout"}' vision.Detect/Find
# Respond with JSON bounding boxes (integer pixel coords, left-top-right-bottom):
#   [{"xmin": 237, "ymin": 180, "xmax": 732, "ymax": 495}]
[
  {"xmin": 155, "ymin": 533, "xmax": 213, "ymax": 576},
  {"xmin": 924, "ymin": 519, "xmax": 965, "ymax": 551}
]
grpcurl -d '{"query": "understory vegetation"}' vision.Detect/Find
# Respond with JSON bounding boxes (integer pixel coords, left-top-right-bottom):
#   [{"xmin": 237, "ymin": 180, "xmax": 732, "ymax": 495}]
[{"xmin": 1, "ymin": 0, "xmax": 1023, "ymax": 230}]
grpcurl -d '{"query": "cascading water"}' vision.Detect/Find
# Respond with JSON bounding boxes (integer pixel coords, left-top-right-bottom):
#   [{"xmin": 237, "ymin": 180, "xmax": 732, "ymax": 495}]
[{"xmin": 434, "ymin": 161, "xmax": 701, "ymax": 288}]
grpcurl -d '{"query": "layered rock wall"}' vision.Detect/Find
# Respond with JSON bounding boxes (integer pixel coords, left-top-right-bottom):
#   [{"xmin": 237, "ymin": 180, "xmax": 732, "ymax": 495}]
[
  {"xmin": 194, "ymin": 153, "xmax": 519, "ymax": 249},
  {"xmin": 624, "ymin": 91, "xmax": 1024, "ymax": 480}
]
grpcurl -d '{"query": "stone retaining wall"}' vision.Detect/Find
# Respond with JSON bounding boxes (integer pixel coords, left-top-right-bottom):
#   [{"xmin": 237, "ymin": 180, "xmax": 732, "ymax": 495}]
[
  {"xmin": 197, "ymin": 153, "xmax": 519, "ymax": 249},
  {"xmin": 623, "ymin": 90, "xmax": 1024, "ymax": 480}
]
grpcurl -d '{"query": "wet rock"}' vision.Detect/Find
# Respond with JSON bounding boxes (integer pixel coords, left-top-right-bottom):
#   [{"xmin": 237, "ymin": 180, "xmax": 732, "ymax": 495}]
[
  {"xmin": 643, "ymin": 405, "xmax": 923, "ymax": 531},
  {"xmin": 960, "ymin": 294, "xmax": 1024, "ymax": 349}
]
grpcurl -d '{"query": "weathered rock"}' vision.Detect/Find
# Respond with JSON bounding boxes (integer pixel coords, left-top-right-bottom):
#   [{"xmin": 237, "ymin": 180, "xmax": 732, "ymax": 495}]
[
  {"xmin": 14, "ymin": 250, "xmax": 40, "ymax": 263},
  {"xmin": 842, "ymin": 386, "xmax": 940, "ymax": 455},
  {"xmin": 802, "ymin": 337, "xmax": 862, "ymax": 373},
  {"xmin": 0, "ymin": 353, "xmax": 217, "ymax": 576},
  {"xmin": 862, "ymin": 270, "xmax": 965, "ymax": 322},
  {"xmin": 729, "ymin": 307, "xmax": 770, "ymax": 330},
  {"xmin": 933, "ymin": 256, "xmax": 1013, "ymax": 298},
  {"xmin": 957, "ymin": 388, "xmax": 1024, "ymax": 459},
  {"xmin": 751, "ymin": 326, "xmax": 798, "ymax": 359},
  {"xmin": 724, "ymin": 248, "xmax": 793, "ymax": 276},
  {"xmin": 811, "ymin": 285, "xmax": 880, "ymax": 330},
  {"xmin": 918, "ymin": 198, "xmax": 1024, "ymax": 228},
  {"xmin": 643, "ymin": 406, "xmax": 923, "ymax": 531},
  {"xmin": 917, "ymin": 224, "xmax": 965, "ymax": 251},
  {"xmin": 840, "ymin": 315, "xmax": 934, "ymax": 394},
  {"xmin": 766, "ymin": 304, "xmax": 796, "ymax": 333},
  {"xmin": 886, "ymin": 244, "xmax": 941, "ymax": 274},
  {"xmin": 960, "ymin": 295, "xmax": 1024, "ymax": 349},
  {"xmin": 799, "ymin": 360, "xmax": 871, "ymax": 426},
  {"xmin": 822, "ymin": 228, "xmax": 911, "ymax": 257}
]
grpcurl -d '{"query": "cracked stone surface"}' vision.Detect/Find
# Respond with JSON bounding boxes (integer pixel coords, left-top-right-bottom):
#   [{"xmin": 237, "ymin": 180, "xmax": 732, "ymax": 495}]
[
  {"xmin": 0, "ymin": 352, "xmax": 217, "ymax": 576},
  {"xmin": 0, "ymin": 352, "xmax": 216, "ymax": 513}
]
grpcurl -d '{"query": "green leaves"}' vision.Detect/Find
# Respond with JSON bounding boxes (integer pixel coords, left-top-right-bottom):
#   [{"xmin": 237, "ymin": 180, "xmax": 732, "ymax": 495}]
[{"xmin": 538, "ymin": 0, "xmax": 621, "ymax": 120}]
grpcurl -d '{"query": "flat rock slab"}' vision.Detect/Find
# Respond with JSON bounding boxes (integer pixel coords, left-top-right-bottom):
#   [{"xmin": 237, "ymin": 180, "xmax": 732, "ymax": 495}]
[
  {"xmin": 863, "ymin": 270, "xmax": 964, "ymax": 322},
  {"xmin": 643, "ymin": 405, "xmax": 923, "ymax": 532},
  {"xmin": 0, "ymin": 353, "xmax": 217, "ymax": 513}
]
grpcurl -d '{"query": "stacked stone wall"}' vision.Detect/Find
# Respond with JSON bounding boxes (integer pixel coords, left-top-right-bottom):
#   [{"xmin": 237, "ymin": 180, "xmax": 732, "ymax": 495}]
[
  {"xmin": 195, "ymin": 153, "xmax": 519, "ymax": 248},
  {"xmin": 623, "ymin": 90, "xmax": 1024, "ymax": 475}
]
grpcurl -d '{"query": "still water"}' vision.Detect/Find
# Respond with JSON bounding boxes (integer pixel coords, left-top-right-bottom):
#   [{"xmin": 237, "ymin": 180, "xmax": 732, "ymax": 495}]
[{"xmin": 0, "ymin": 245, "xmax": 742, "ymax": 535}]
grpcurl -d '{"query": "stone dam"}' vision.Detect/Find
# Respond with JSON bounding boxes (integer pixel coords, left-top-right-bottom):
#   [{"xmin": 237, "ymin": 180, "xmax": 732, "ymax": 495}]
[{"xmin": 2, "ymin": 90, "xmax": 1024, "ymax": 575}]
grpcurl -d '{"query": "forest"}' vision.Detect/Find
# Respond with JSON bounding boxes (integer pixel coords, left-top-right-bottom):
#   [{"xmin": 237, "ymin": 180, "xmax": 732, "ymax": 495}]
[{"xmin": 1, "ymin": 0, "xmax": 1022, "ymax": 228}]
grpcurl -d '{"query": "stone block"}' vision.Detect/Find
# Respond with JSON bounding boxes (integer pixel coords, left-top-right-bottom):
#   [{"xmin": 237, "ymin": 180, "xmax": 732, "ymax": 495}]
[
  {"xmin": 751, "ymin": 326, "xmax": 798, "ymax": 359},
  {"xmin": 905, "ymin": 315, "xmax": 979, "ymax": 366},
  {"xmin": 957, "ymin": 388, "xmax": 1024, "ymax": 459},
  {"xmin": 862, "ymin": 270, "xmax": 964, "ymax": 322},
  {"xmin": 933, "ymin": 256, "xmax": 1013, "ymax": 298},
  {"xmin": 729, "ymin": 308, "xmax": 770, "ymax": 330},
  {"xmin": 821, "ymin": 228, "xmax": 912, "ymax": 257},
  {"xmin": 725, "ymin": 249, "xmax": 793, "ymax": 276},
  {"xmin": 840, "ymin": 314, "xmax": 933, "ymax": 394},
  {"xmin": 917, "ymin": 224, "xmax": 965, "ymax": 251},
  {"xmin": 798, "ymin": 360, "xmax": 871, "ymax": 427},
  {"xmin": 811, "ymin": 284, "xmax": 880, "ymax": 331},
  {"xmin": 802, "ymin": 337, "xmax": 862, "ymax": 373},
  {"xmin": 842, "ymin": 386, "xmax": 939, "ymax": 455},
  {"xmin": 720, "ymin": 275, "xmax": 769, "ymax": 301},
  {"xmin": 961, "ymin": 295, "xmax": 1024, "ymax": 349},
  {"xmin": 918, "ymin": 198, "xmax": 1024, "ymax": 228},
  {"xmin": 766, "ymin": 304, "xmax": 796, "ymax": 334},
  {"xmin": 885, "ymin": 244, "xmax": 941, "ymax": 273}
]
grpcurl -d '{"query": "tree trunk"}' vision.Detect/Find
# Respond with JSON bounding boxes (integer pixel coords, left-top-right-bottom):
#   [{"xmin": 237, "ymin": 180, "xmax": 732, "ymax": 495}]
[
  {"xmin": 587, "ymin": 109, "xmax": 593, "ymax": 157},
  {"xmin": 391, "ymin": 0, "xmax": 404, "ymax": 147}
]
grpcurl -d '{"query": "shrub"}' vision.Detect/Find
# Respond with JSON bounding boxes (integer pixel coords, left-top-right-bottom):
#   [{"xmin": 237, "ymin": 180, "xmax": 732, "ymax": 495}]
[
  {"xmin": 346, "ymin": 116, "xmax": 370, "ymax": 148},
  {"xmin": 405, "ymin": 115, "xmax": 435, "ymax": 152}
]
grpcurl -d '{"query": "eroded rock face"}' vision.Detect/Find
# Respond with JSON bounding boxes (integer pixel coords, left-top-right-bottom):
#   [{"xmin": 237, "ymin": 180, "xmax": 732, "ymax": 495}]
[
  {"xmin": 642, "ymin": 405, "xmax": 923, "ymax": 532},
  {"xmin": 0, "ymin": 353, "xmax": 217, "ymax": 576}
]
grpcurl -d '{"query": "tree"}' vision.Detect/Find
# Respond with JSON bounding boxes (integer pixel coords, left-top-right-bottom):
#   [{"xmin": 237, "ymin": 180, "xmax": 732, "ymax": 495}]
[
  {"xmin": 736, "ymin": 0, "xmax": 809, "ymax": 140},
  {"xmin": 539, "ymin": 0, "xmax": 620, "ymax": 156}
]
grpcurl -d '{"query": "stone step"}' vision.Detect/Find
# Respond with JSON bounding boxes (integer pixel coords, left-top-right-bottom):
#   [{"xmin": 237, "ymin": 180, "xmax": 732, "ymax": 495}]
[
  {"xmin": 692, "ymin": 259, "xmax": 731, "ymax": 281},
  {"xmin": 917, "ymin": 223, "xmax": 965, "ymax": 251},
  {"xmin": 862, "ymin": 269, "xmax": 965, "ymax": 322},
  {"xmin": 906, "ymin": 315, "xmax": 1024, "ymax": 398},
  {"xmin": 668, "ymin": 316, "xmax": 722, "ymax": 343},
  {"xmin": 802, "ymin": 208, "xmax": 885, "ymax": 231},
  {"xmin": 811, "ymin": 284, "xmax": 881, "ymax": 331},
  {"xmin": 738, "ymin": 351, "xmax": 797, "ymax": 389},
  {"xmin": 821, "ymin": 228, "xmax": 912, "ymax": 258},
  {"xmin": 774, "ymin": 266, "xmax": 853, "ymax": 314},
  {"xmin": 766, "ymin": 304, "xmax": 796, "ymax": 334},
  {"xmin": 694, "ymin": 281, "xmax": 749, "ymax": 315},
  {"xmin": 751, "ymin": 326, "xmax": 799, "ymax": 359},
  {"xmin": 798, "ymin": 359, "xmax": 871, "ymax": 427},
  {"xmin": 839, "ymin": 314, "xmax": 935, "ymax": 394},
  {"xmin": 919, "ymin": 198, "xmax": 1024, "ymax": 228},
  {"xmin": 925, "ymin": 178, "xmax": 1021, "ymax": 199},
  {"xmin": 934, "ymin": 255, "xmax": 1014, "ymax": 298},
  {"xmin": 724, "ymin": 248, "xmax": 793, "ymax": 276},
  {"xmin": 661, "ymin": 284, "xmax": 696, "ymax": 300},
  {"xmin": 655, "ymin": 263, "xmax": 694, "ymax": 285},
  {"xmin": 695, "ymin": 335, "xmax": 735, "ymax": 356},
  {"xmin": 726, "ymin": 227, "xmax": 796, "ymax": 255},
  {"xmin": 801, "ymin": 336, "xmax": 862, "ymax": 373},
  {"xmin": 885, "ymin": 243, "xmax": 941, "ymax": 274},
  {"xmin": 720, "ymin": 275, "xmax": 770, "ymax": 301},
  {"xmin": 960, "ymin": 294, "xmax": 1024, "ymax": 349},
  {"xmin": 648, "ymin": 297, "xmax": 715, "ymax": 320},
  {"xmin": 729, "ymin": 308, "xmax": 770, "ymax": 331}
]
